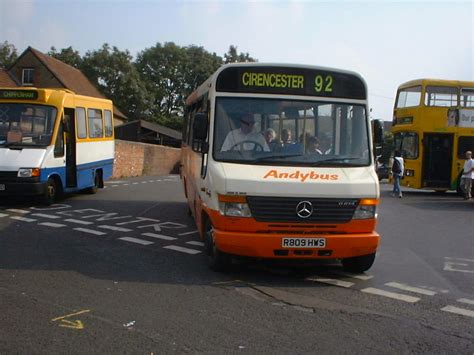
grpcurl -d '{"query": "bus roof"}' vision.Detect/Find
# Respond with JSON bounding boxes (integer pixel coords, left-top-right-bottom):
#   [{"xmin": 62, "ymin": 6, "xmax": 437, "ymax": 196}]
[
  {"xmin": 186, "ymin": 62, "xmax": 368, "ymax": 105},
  {"xmin": 398, "ymin": 78, "xmax": 474, "ymax": 89}
]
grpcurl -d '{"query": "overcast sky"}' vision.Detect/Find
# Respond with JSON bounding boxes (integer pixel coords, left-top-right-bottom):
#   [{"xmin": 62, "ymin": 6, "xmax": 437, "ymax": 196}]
[{"xmin": 1, "ymin": 0, "xmax": 472, "ymax": 120}]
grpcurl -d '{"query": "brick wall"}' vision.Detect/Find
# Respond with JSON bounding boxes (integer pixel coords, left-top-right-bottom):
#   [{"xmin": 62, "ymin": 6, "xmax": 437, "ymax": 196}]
[{"xmin": 113, "ymin": 140, "xmax": 181, "ymax": 178}]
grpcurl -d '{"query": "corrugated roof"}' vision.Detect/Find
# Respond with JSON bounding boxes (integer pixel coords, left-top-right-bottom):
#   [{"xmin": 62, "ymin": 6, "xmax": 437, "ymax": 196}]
[{"xmin": 140, "ymin": 120, "xmax": 182, "ymax": 140}]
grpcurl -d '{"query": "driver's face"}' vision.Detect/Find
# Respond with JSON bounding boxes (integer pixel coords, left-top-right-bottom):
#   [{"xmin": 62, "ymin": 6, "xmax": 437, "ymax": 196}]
[{"xmin": 240, "ymin": 119, "xmax": 255, "ymax": 134}]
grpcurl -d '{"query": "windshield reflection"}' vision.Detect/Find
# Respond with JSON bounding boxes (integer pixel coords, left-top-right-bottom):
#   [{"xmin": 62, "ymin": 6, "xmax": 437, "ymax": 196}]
[
  {"xmin": 0, "ymin": 103, "xmax": 57, "ymax": 147},
  {"xmin": 213, "ymin": 97, "xmax": 370, "ymax": 166}
]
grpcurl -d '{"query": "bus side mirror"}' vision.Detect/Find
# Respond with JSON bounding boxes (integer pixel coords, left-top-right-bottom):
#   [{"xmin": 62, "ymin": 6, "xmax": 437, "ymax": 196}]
[
  {"xmin": 192, "ymin": 112, "xmax": 208, "ymax": 154},
  {"xmin": 373, "ymin": 119, "xmax": 384, "ymax": 146},
  {"xmin": 193, "ymin": 112, "xmax": 208, "ymax": 141}
]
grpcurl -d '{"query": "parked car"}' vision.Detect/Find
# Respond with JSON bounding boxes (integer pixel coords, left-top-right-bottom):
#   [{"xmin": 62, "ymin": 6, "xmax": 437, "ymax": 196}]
[{"xmin": 376, "ymin": 161, "xmax": 389, "ymax": 181}]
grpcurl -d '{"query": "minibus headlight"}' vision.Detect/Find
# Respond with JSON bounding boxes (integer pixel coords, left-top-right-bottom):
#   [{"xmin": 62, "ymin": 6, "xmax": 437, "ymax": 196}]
[
  {"xmin": 18, "ymin": 168, "xmax": 40, "ymax": 178},
  {"xmin": 353, "ymin": 205, "xmax": 377, "ymax": 220},
  {"xmin": 219, "ymin": 202, "xmax": 252, "ymax": 217}
]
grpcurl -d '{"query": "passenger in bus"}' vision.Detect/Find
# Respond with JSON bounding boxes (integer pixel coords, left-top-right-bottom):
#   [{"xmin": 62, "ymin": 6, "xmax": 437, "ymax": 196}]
[
  {"xmin": 264, "ymin": 128, "xmax": 280, "ymax": 151},
  {"xmin": 461, "ymin": 150, "xmax": 474, "ymax": 200},
  {"xmin": 305, "ymin": 136, "xmax": 323, "ymax": 155},
  {"xmin": 281, "ymin": 129, "xmax": 293, "ymax": 145},
  {"xmin": 220, "ymin": 113, "xmax": 269, "ymax": 152}
]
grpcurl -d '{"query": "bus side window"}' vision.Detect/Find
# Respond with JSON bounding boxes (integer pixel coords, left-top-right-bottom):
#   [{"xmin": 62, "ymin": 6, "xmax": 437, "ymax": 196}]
[
  {"xmin": 88, "ymin": 108, "xmax": 103, "ymax": 138},
  {"xmin": 76, "ymin": 107, "xmax": 87, "ymax": 139},
  {"xmin": 104, "ymin": 110, "xmax": 113, "ymax": 137}
]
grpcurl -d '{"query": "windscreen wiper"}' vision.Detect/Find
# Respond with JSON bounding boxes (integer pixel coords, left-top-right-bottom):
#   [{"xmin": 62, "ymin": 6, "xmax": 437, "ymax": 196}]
[
  {"xmin": 311, "ymin": 157, "xmax": 366, "ymax": 166},
  {"xmin": 251, "ymin": 154, "xmax": 304, "ymax": 162}
]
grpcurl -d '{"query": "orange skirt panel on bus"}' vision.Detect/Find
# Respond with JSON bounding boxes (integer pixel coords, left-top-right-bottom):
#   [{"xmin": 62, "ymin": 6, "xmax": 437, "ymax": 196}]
[{"xmin": 202, "ymin": 206, "xmax": 379, "ymax": 259}]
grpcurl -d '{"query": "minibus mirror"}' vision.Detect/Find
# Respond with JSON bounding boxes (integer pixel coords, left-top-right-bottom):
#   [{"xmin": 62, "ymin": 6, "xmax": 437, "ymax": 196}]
[
  {"xmin": 373, "ymin": 119, "xmax": 384, "ymax": 146},
  {"xmin": 193, "ymin": 112, "xmax": 208, "ymax": 141}
]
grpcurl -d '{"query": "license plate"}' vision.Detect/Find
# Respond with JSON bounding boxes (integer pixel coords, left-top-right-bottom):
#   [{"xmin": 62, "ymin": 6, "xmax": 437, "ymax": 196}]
[
  {"xmin": 282, "ymin": 238, "xmax": 326, "ymax": 248},
  {"xmin": 0, "ymin": 184, "xmax": 4, "ymax": 191}
]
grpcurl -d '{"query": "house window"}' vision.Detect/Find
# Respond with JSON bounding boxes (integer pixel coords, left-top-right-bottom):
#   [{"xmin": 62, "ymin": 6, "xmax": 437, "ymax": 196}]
[{"xmin": 22, "ymin": 68, "xmax": 34, "ymax": 86}]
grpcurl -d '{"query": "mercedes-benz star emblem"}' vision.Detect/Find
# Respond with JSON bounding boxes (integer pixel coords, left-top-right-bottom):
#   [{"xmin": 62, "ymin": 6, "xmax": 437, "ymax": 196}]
[{"xmin": 296, "ymin": 201, "xmax": 313, "ymax": 219}]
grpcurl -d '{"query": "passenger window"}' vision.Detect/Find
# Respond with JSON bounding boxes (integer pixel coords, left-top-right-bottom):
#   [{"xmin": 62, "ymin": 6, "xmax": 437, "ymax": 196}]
[
  {"xmin": 104, "ymin": 110, "xmax": 113, "ymax": 137},
  {"xmin": 88, "ymin": 108, "xmax": 103, "ymax": 138},
  {"xmin": 424, "ymin": 86, "xmax": 458, "ymax": 107},
  {"xmin": 76, "ymin": 107, "xmax": 87, "ymax": 139}
]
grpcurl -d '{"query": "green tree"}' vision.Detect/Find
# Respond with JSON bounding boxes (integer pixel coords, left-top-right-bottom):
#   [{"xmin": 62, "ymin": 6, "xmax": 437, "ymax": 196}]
[
  {"xmin": 224, "ymin": 45, "xmax": 257, "ymax": 64},
  {"xmin": 82, "ymin": 44, "xmax": 150, "ymax": 119},
  {"xmin": 0, "ymin": 41, "xmax": 18, "ymax": 69},
  {"xmin": 48, "ymin": 46, "xmax": 83, "ymax": 68}
]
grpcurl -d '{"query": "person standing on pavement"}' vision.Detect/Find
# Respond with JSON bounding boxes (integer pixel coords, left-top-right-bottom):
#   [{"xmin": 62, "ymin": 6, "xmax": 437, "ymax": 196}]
[
  {"xmin": 391, "ymin": 150, "xmax": 404, "ymax": 198},
  {"xmin": 461, "ymin": 150, "xmax": 474, "ymax": 200}
]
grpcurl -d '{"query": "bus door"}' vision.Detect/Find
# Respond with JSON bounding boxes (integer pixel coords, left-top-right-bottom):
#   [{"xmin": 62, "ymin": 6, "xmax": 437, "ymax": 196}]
[
  {"xmin": 422, "ymin": 133, "xmax": 453, "ymax": 188},
  {"xmin": 64, "ymin": 108, "xmax": 77, "ymax": 188}
]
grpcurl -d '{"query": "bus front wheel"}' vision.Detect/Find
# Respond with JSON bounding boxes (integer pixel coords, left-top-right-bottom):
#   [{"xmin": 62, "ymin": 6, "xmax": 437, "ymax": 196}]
[
  {"xmin": 204, "ymin": 219, "xmax": 231, "ymax": 272},
  {"xmin": 342, "ymin": 253, "xmax": 376, "ymax": 273},
  {"xmin": 42, "ymin": 178, "xmax": 58, "ymax": 205}
]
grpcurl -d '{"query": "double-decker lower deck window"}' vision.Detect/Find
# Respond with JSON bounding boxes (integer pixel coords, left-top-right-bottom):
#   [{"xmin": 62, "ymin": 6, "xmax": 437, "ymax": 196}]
[{"xmin": 394, "ymin": 132, "xmax": 418, "ymax": 159}]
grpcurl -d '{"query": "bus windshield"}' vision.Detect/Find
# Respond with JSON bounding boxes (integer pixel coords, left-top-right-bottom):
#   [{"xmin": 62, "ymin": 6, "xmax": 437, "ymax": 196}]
[
  {"xmin": 0, "ymin": 103, "xmax": 58, "ymax": 147},
  {"xmin": 213, "ymin": 97, "xmax": 370, "ymax": 166}
]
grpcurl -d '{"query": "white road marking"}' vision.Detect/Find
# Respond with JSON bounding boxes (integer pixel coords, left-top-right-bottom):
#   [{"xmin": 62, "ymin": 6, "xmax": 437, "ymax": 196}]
[
  {"xmin": 119, "ymin": 237, "xmax": 154, "ymax": 246},
  {"xmin": 0, "ymin": 213, "xmax": 8, "ymax": 218},
  {"xmin": 441, "ymin": 305, "xmax": 474, "ymax": 318},
  {"xmin": 10, "ymin": 216, "xmax": 36, "ymax": 222},
  {"xmin": 332, "ymin": 271, "xmax": 374, "ymax": 280},
  {"xmin": 132, "ymin": 182, "xmax": 139, "ymax": 185},
  {"xmin": 444, "ymin": 261, "xmax": 474, "ymax": 274},
  {"xmin": 179, "ymin": 230, "xmax": 199, "ymax": 236},
  {"xmin": 163, "ymin": 245, "xmax": 202, "ymax": 255},
  {"xmin": 141, "ymin": 232, "xmax": 176, "ymax": 241},
  {"xmin": 31, "ymin": 213, "xmax": 60, "ymax": 219},
  {"xmin": 39, "ymin": 222, "xmax": 66, "ymax": 228},
  {"xmin": 123, "ymin": 184, "xmax": 129, "ymax": 186},
  {"xmin": 361, "ymin": 287, "xmax": 420, "ymax": 303},
  {"xmin": 7, "ymin": 209, "xmax": 30, "ymax": 214},
  {"xmin": 457, "ymin": 298, "xmax": 474, "ymax": 306},
  {"xmin": 306, "ymin": 278, "xmax": 354, "ymax": 288},
  {"xmin": 111, "ymin": 185, "xmax": 119, "ymax": 187},
  {"xmin": 98, "ymin": 225, "xmax": 133, "ymax": 232},
  {"xmin": 147, "ymin": 180, "xmax": 155, "ymax": 183},
  {"xmin": 141, "ymin": 181, "xmax": 147, "ymax": 184},
  {"xmin": 186, "ymin": 241, "xmax": 205, "ymax": 247},
  {"xmin": 385, "ymin": 282, "xmax": 437, "ymax": 296},
  {"xmin": 444, "ymin": 256, "xmax": 474, "ymax": 262},
  {"xmin": 64, "ymin": 219, "xmax": 93, "ymax": 225},
  {"xmin": 74, "ymin": 228, "xmax": 106, "ymax": 236}
]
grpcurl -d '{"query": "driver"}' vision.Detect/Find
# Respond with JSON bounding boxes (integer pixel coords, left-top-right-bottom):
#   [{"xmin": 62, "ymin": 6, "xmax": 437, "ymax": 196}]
[{"xmin": 220, "ymin": 113, "xmax": 269, "ymax": 152}]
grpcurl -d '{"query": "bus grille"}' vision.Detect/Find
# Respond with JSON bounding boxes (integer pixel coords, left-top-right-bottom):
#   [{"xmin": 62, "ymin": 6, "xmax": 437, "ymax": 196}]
[
  {"xmin": 246, "ymin": 196, "xmax": 359, "ymax": 223},
  {"xmin": 0, "ymin": 171, "xmax": 19, "ymax": 182}
]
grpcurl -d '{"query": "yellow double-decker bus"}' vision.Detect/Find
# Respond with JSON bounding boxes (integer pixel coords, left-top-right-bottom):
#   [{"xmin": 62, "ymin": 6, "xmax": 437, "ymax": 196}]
[{"xmin": 392, "ymin": 79, "xmax": 474, "ymax": 192}]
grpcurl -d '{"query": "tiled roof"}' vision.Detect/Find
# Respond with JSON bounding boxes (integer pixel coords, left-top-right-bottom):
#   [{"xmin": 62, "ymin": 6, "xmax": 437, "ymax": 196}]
[
  {"xmin": 0, "ymin": 69, "xmax": 17, "ymax": 86},
  {"xmin": 27, "ymin": 47, "xmax": 126, "ymax": 119}
]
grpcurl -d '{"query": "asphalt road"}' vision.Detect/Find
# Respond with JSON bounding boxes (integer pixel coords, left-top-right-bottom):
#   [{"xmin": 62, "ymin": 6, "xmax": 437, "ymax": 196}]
[{"xmin": 0, "ymin": 176, "xmax": 473, "ymax": 353}]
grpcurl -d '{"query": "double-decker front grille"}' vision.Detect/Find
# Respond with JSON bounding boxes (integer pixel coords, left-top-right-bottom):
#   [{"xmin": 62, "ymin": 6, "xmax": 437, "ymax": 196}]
[{"xmin": 246, "ymin": 196, "xmax": 359, "ymax": 223}]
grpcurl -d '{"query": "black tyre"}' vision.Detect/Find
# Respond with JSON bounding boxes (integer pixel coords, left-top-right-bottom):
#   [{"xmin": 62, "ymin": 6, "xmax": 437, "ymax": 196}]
[
  {"xmin": 85, "ymin": 171, "xmax": 100, "ymax": 194},
  {"xmin": 42, "ymin": 178, "xmax": 58, "ymax": 205},
  {"xmin": 204, "ymin": 219, "xmax": 231, "ymax": 272},
  {"xmin": 342, "ymin": 253, "xmax": 376, "ymax": 273}
]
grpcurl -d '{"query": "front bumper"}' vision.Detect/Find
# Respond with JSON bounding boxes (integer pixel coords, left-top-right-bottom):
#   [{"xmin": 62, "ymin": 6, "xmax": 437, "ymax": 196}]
[
  {"xmin": 213, "ymin": 228, "xmax": 380, "ymax": 259},
  {"xmin": 0, "ymin": 181, "xmax": 47, "ymax": 196}
]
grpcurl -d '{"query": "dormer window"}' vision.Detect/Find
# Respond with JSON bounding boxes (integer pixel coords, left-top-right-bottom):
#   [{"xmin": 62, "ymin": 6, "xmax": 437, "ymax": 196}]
[{"xmin": 22, "ymin": 68, "xmax": 34, "ymax": 85}]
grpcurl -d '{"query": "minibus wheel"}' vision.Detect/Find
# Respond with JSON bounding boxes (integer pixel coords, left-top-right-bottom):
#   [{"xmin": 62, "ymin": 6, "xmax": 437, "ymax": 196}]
[
  {"xmin": 42, "ymin": 178, "xmax": 57, "ymax": 205},
  {"xmin": 85, "ymin": 171, "xmax": 100, "ymax": 194},
  {"xmin": 205, "ymin": 219, "xmax": 230, "ymax": 272},
  {"xmin": 342, "ymin": 252, "xmax": 376, "ymax": 273}
]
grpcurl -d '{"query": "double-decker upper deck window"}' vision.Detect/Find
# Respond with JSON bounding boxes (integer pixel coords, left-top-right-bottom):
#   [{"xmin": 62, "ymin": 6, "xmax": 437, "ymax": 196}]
[
  {"xmin": 424, "ymin": 86, "xmax": 458, "ymax": 107},
  {"xmin": 461, "ymin": 88, "xmax": 474, "ymax": 107},
  {"xmin": 22, "ymin": 69, "xmax": 34, "ymax": 86},
  {"xmin": 88, "ymin": 108, "xmax": 103, "ymax": 138},
  {"xmin": 396, "ymin": 86, "xmax": 421, "ymax": 108}
]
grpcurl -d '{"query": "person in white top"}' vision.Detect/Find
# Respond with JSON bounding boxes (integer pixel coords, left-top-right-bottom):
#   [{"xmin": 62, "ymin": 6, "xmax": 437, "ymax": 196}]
[
  {"xmin": 220, "ymin": 113, "xmax": 269, "ymax": 152},
  {"xmin": 391, "ymin": 150, "xmax": 404, "ymax": 198},
  {"xmin": 461, "ymin": 150, "xmax": 474, "ymax": 200}
]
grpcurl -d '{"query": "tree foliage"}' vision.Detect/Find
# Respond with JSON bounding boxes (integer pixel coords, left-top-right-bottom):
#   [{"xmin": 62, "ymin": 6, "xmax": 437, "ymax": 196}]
[
  {"xmin": 224, "ymin": 45, "xmax": 257, "ymax": 64},
  {"xmin": 0, "ymin": 41, "xmax": 18, "ymax": 69},
  {"xmin": 48, "ymin": 46, "xmax": 83, "ymax": 68},
  {"xmin": 81, "ymin": 44, "xmax": 151, "ymax": 119}
]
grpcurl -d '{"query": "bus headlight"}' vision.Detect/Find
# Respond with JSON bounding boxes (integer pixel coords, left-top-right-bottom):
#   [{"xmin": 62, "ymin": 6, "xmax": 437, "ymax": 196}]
[
  {"xmin": 218, "ymin": 194, "xmax": 252, "ymax": 218},
  {"xmin": 18, "ymin": 168, "xmax": 40, "ymax": 178},
  {"xmin": 405, "ymin": 169, "xmax": 415, "ymax": 177},
  {"xmin": 353, "ymin": 199, "xmax": 378, "ymax": 219},
  {"xmin": 220, "ymin": 202, "xmax": 252, "ymax": 217}
]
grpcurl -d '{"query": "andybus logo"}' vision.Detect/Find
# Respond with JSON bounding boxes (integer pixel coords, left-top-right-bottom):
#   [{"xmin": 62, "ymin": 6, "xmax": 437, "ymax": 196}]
[{"xmin": 263, "ymin": 170, "xmax": 339, "ymax": 182}]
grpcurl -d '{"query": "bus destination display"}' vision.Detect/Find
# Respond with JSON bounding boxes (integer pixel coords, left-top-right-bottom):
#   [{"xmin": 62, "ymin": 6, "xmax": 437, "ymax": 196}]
[
  {"xmin": 0, "ymin": 90, "xmax": 38, "ymax": 100},
  {"xmin": 216, "ymin": 66, "xmax": 366, "ymax": 100}
]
